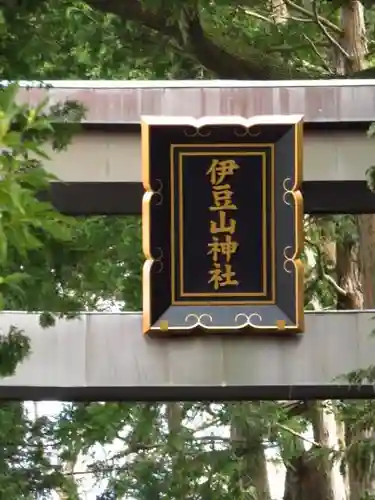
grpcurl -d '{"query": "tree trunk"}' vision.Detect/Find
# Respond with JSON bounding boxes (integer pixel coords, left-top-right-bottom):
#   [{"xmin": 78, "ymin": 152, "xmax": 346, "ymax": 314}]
[
  {"xmin": 311, "ymin": 403, "xmax": 347, "ymax": 500},
  {"xmin": 335, "ymin": 233, "xmax": 363, "ymax": 310},
  {"xmin": 335, "ymin": 3, "xmax": 375, "ymax": 499},
  {"xmin": 340, "ymin": 0, "xmax": 367, "ymax": 74},
  {"xmin": 284, "ymin": 449, "xmax": 334, "ymax": 500},
  {"xmin": 230, "ymin": 403, "xmax": 271, "ymax": 500},
  {"xmin": 270, "ymin": 0, "xmax": 288, "ymax": 24},
  {"xmin": 345, "ymin": 426, "xmax": 375, "ymax": 500},
  {"xmin": 166, "ymin": 402, "xmax": 182, "ymax": 435},
  {"xmin": 357, "ymin": 215, "xmax": 375, "ymax": 308},
  {"xmin": 283, "ymin": 403, "xmax": 346, "ymax": 500},
  {"xmin": 55, "ymin": 459, "xmax": 79, "ymax": 500},
  {"xmin": 328, "ymin": 0, "xmax": 375, "ymax": 493},
  {"xmin": 284, "ymin": 3, "xmax": 368, "ymax": 498},
  {"xmin": 31, "ymin": 400, "xmax": 79, "ymax": 500},
  {"xmin": 166, "ymin": 403, "xmax": 185, "ymax": 497}
]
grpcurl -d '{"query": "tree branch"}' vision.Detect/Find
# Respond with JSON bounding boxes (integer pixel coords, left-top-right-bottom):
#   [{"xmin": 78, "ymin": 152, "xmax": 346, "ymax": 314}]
[
  {"xmin": 179, "ymin": 4, "xmax": 275, "ymax": 79},
  {"xmin": 305, "ymin": 238, "xmax": 348, "ymax": 297},
  {"xmin": 276, "ymin": 423, "xmax": 323, "ymax": 448},
  {"xmin": 240, "ymin": 6, "xmax": 317, "ymax": 24},
  {"xmin": 302, "ymin": 34, "xmax": 335, "ymax": 74},
  {"xmin": 312, "ymin": 0, "xmax": 351, "ymax": 60},
  {"xmin": 266, "ymin": 41, "xmax": 329, "ymax": 53},
  {"xmin": 324, "ymin": 273, "xmax": 348, "ymax": 296},
  {"xmin": 283, "ymin": 0, "xmax": 342, "ymax": 34},
  {"xmin": 238, "ymin": 7, "xmax": 275, "ymax": 24},
  {"xmin": 84, "ymin": 0, "xmax": 313, "ymax": 79},
  {"xmin": 83, "ymin": 0, "xmax": 181, "ymax": 39}
]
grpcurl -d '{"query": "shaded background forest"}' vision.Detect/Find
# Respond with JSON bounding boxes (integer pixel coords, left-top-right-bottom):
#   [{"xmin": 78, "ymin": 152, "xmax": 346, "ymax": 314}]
[{"xmin": 1, "ymin": 0, "xmax": 375, "ymax": 498}]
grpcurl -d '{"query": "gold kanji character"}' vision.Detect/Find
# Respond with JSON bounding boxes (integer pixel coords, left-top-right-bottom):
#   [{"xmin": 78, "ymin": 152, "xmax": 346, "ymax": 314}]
[
  {"xmin": 209, "ymin": 184, "xmax": 237, "ymax": 211},
  {"xmin": 206, "ymin": 159, "xmax": 240, "ymax": 186},
  {"xmin": 207, "ymin": 235, "xmax": 239, "ymax": 262},
  {"xmin": 210, "ymin": 211, "xmax": 236, "ymax": 235},
  {"xmin": 208, "ymin": 263, "xmax": 239, "ymax": 290}
]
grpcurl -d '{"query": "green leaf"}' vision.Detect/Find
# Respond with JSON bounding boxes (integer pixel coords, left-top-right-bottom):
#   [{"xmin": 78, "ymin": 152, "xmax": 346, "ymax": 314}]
[
  {"xmin": 40, "ymin": 219, "xmax": 73, "ymax": 241},
  {"xmin": 18, "ymin": 225, "xmax": 42, "ymax": 250},
  {"xmin": 39, "ymin": 311, "xmax": 56, "ymax": 328},
  {"xmin": 2, "ymin": 131, "xmax": 22, "ymax": 149},
  {"xmin": 367, "ymin": 123, "xmax": 375, "ymax": 137},
  {"xmin": 0, "ymin": 224, "xmax": 8, "ymax": 263},
  {"xmin": 0, "ymin": 83, "xmax": 19, "ymax": 113},
  {"xmin": 3, "ymin": 272, "xmax": 28, "ymax": 285},
  {"xmin": 0, "ymin": 117, "xmax": 10, "ymax": 142},
  {"xmin": 4, "ymin": 183, "xmax": 25, "ymax": 215}
]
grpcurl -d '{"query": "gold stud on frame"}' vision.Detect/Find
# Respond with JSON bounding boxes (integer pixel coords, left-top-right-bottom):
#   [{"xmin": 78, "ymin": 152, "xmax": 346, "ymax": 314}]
[
  {"xmin": 159, "ymin": 320, "xmax": 169, "ymax": 332},
  {"xmin": 276, "ymin": 320, "xmax": 286, "ymax": 330}
]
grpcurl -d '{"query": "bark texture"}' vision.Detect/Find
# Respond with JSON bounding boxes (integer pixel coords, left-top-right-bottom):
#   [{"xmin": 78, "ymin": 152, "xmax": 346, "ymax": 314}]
[
  {"xmin": 335, "ymin": 4, "xmax": 374, "ymax": 500},
  {"xmin": 231, "ymin": 404, "xmax": 271, "ymax": 500}
]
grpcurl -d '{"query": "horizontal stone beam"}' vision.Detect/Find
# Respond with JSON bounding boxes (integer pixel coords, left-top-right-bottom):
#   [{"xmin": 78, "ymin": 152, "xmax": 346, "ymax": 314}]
[
  {"xmin": 43, "ymin": 180, "xmax": 375, "ymax": 215},
  {"xmin": 45, "ymin": 130, "xmax": 373, "ymax": 183},
  {"xmin": 15, "ymin": 80, "xmax": 375, "ymax": 123},
  {"xmin": 37, "ymin": 129, "xmax": 375, "ymax": 215},
  {"xmin": 0, "ymin": 311, "xmax": 374, "ymax": 401}
]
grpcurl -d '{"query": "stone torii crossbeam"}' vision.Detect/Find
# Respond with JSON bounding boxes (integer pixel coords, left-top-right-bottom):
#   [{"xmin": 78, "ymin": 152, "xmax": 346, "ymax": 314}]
[{"xmin": 4, "ymin": 79, "xmax": 375, "ymax": 401}]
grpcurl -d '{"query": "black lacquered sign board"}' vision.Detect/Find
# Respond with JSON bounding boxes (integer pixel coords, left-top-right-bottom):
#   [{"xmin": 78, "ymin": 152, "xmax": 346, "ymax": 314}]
[{"xmin": 142, "ymin": 116, "xmax": 304, "ymax": 335}]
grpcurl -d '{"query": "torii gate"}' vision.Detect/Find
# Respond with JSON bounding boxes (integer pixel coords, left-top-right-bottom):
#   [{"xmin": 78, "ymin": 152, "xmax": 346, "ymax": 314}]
[{"xmin": 3, "ymin": 80, "xmax": 375, "ymax": 401}]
